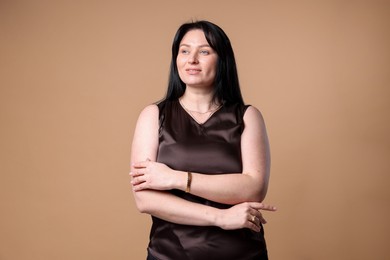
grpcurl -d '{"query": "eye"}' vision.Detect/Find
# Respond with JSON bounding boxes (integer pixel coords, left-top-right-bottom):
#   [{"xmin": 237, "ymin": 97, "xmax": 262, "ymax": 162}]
[
  {"xmin": 180, "ymin": 49, "xmax": 189, "ymax": 54},
  {"xmin": 200, "ymin": 50, "xmax": 210, "ymax": 55}
]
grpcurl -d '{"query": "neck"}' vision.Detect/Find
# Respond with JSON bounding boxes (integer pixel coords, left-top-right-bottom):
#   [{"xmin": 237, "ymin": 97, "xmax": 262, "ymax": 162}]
[{"xmin": 179, "ymin": 90, "xmax": 220, "ymax": 113}]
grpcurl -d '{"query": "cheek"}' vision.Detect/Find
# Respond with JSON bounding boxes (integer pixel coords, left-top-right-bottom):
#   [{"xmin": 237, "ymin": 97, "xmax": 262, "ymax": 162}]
[
  {"xmin": 176, "ymin": 56, "xmax": 186, "ymax": 67},
  {"xmin": 208, "ymin": 60, "xmax": 218, "ymax": 76},
  {"xmin": 176, "ymin": 62, "xmax": 185, "ymax": 81},
  {"xmin": 176, "ymin": 59, "xmax": 184, "ymax": 76},
  {"xmin": 208, "ymin": 56, "xmax": 217, "ymax": 70}
]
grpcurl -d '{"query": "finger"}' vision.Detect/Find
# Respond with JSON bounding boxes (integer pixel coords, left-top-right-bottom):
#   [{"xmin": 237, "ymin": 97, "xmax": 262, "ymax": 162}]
[
  {"xmin": 132, "ymin": 168, "xmax": 148, "ymax": 176},
  {"xmin": 132, "ymin": 161, "xmax": 150, "ymax": 168},
  {"xmin": 261, "ymin": 204, "xmax": 277, "ymax": 211},
  {"xmin": 131, "ymin": 168, "xmax": 148, "ymax": 176},
  {"xmin": 250, "ymin": 208, "xmax": 268, "ymax": 224},
  {"xmin": 259, "ymin": 216, "xmax": 267, "ymax": 224},
  {"xmin": 256, "ymin": 213, "xmax": 267, "ymax": 224},
  {"xmin": 249, "ymin": 209, "xmax": 263, "ymax": 223},
  {"xmin": 247, "ymin": 221, "xmax": 261, "ymax": 232},
  {"xmin": 248, "ymin": 214, "xmax": 261, "ymax": 227},
  {"xmin": 249, "ymin": 207, "xmax": 261, "ymax": 217},
  {"xmin": 129, "ymin": 171, "xmax": 143, "ymax": 177},
  {"xmin": 132, "ymin": 182, "xmax": 148, "ymax": 191},
  {"xmin": 131, "ymin": 176, "xmax": 146, "ymax": 185},
  {"xmin": 248, "ymin": 202, "xmax": 277, "ymax": 212}
]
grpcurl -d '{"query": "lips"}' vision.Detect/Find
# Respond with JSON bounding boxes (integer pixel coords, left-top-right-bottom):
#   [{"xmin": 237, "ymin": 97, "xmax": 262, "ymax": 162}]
[{"xmin": 186, "ymin": 68, "xmax": 201, "ymax": 74}]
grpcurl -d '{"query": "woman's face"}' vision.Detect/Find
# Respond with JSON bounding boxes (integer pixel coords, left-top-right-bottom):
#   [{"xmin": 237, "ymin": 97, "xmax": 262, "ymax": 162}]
[{"xmin": 176, "ymin": 29, "xmax": 218, "ymax": 89}]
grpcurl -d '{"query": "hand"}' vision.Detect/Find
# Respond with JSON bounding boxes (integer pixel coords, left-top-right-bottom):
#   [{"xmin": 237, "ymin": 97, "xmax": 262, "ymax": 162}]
[
  {"xmin": 130, "ymin": 160, "xmax": 182, "ymax": 191},
  {"xmin": 217, "ymin": 202, "xmax": 277, "ymax": 232}
]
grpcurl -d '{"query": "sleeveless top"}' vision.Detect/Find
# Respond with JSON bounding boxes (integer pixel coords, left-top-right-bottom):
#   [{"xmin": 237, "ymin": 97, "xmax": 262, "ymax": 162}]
[{"xmin": 148, "ymin": 99, "xmax": 268, "ymax": 260}]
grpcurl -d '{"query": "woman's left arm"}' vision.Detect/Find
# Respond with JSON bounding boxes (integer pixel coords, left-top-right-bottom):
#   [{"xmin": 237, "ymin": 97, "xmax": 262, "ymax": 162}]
[{"xmin": 131, "ymin": 106, "xmax": 271, "ymax": 205}]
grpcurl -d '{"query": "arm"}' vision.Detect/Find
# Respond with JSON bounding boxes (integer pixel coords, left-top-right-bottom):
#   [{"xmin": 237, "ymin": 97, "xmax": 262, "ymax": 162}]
[
  {"xmin": 130, "ymin": 104, "xmax": 275, "ymax": 230},
  {"xmin": 132, "ymin": 106, "xmax": 271, "ymax": 205}
]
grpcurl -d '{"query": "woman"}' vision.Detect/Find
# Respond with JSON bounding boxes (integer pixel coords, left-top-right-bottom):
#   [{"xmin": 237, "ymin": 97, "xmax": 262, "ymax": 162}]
[{"xmin": 130, "ymin": 20, "xmax": 276, "ymax": 260}]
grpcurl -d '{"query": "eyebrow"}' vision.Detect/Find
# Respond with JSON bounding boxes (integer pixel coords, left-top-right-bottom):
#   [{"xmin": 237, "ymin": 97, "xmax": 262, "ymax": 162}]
[{"xmin": 179, "ymin": 43, "xmax": 211, "ymax": 48}]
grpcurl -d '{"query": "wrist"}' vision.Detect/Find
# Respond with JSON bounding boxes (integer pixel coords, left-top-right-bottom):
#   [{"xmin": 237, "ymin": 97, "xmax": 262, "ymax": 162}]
[
  {"xmin": 212, "ymin": 208, "xmax": 225, "ymax": 228},
  {"xmin": 173, "ymin": 170, "xmax": 188, "ymax": 191},
  {"xmin": 201, "ymin": 206, "xmax": 222, "ymax": 227}
]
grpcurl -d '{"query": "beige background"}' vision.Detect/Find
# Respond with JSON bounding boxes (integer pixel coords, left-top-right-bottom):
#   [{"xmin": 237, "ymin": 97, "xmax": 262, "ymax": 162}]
[{"xmin": 1, "ymin": 1, "xmax": 389, "ymax": 259}]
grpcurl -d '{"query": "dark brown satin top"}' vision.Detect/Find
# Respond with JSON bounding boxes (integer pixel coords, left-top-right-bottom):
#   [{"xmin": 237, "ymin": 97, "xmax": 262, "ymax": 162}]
[{"xmin": 148, "ymin": 100, "xmax": 268, "ymax": 260}]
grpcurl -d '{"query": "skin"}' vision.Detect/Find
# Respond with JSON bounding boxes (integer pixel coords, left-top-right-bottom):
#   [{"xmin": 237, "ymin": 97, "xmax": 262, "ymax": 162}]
[
  {"xmin": 177, "ymin": 30, "xmax": 217, "ymax": 91},
  {"xmin": 130, "ymin": 29, "xmax": 276, "ymax": 233}
]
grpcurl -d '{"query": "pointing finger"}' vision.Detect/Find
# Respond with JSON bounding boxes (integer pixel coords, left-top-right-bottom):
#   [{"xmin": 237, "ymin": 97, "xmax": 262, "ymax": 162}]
[{"xmin": 248, "ymin": 202, "xmax": 277, "ymax": 212}]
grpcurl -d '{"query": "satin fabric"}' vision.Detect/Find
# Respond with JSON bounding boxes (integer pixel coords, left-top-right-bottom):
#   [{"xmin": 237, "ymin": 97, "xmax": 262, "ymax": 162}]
[{"xmin": 148, "ymin": 100, "xmax": 268, "ymax": 260}]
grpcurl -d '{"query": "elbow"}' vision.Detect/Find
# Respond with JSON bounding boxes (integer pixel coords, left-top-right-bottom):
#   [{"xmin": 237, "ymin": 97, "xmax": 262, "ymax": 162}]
[
  {"xmin": 135, "ymin": 201, "xmax": 149, "ymax": 214},
  {"xmin": 258, "ymin": 184, "xmax": 269, "ymax": 202},
  {"xmin": 133, "ymin": 190, "xmax": 168, "ymax": 215},
  {"xmin": 133, "ymin": 192, "xmax": 152, "ymax": 214},
  {"xmin": 248, "ymin": 192, "xmax": 265, "ymax": 203},
  {"xmin": 249, "ymin": 184, "xmax": 269, "ymax": 203},
  {"xmin": 242, "ymin": 172, "xmax": 269, "ymax": 203},
  {"xmin": 257, "ymin": 191, "xmax": 267, "ymax": 203},
  {"xmin": 237, "ymin": 190, "xmax": 265, "ymax": 204}
]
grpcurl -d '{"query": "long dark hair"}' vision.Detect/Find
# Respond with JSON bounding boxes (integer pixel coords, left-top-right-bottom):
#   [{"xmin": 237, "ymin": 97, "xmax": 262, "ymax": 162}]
[{"xmin": 162, "ymin": 20, "xmax": 244, "ymax": 105}]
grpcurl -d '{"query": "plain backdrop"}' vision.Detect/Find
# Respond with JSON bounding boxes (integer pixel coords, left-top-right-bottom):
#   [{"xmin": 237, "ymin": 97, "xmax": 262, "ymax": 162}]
[{"xmin": 0, "ymin": 1, "xmax": 389, "ymax": 259}]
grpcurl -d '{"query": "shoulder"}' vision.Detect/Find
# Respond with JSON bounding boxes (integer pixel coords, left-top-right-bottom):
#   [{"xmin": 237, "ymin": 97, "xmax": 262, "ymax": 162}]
[
  {"xmin": 243, "ymin": 105, "xmax": 266, "ymax": 128},
  {"xmin": 244, "ymin": 105, "xmax": 264, "ymax": 119},
  {"xmin": 138, "ymin": 104, "xmax": 159, "ymax": 118},
  {"xmin": 135, "ymin": 104, "xmax": 159, "ymax": 128}
]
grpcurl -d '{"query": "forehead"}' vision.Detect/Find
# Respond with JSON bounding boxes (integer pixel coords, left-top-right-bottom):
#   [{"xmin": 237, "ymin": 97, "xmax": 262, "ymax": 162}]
[{"xmin": 180, "ymin": 29, "xmax": 209, "ymax": 46}]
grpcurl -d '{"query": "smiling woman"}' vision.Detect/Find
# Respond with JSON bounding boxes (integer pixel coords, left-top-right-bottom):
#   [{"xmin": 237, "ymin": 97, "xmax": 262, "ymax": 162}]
[
  {"xmin": 130, "ymin": 20, "xmax": 276, "ymax": 260},
  {"xmin": 176, "ymin": 30, "xmax": 218, "ymax": 90}
]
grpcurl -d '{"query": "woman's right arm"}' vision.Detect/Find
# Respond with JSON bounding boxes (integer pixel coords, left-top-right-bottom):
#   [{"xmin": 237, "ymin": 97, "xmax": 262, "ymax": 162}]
[{"xmin": 130, "ymin": 104, "xmax": 270, "ymax": 231}]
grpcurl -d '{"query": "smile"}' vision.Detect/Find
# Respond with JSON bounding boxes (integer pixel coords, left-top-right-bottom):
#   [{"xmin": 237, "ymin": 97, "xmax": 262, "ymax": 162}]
[{"xmin": 186, "ymin": 68, "xmax": 201, "ymax": 74}]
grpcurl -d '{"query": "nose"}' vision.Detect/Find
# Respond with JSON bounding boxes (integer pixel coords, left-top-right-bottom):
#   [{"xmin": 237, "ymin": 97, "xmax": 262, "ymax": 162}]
[{"xmin": 188, "ymin": 52, "xmax": 199, "ymax": 64}]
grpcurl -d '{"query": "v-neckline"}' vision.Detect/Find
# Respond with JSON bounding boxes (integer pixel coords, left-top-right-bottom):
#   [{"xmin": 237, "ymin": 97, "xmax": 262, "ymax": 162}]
[{"xmin": 177, "ymin": 99, "xmax": 223, "ymax": 126}]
